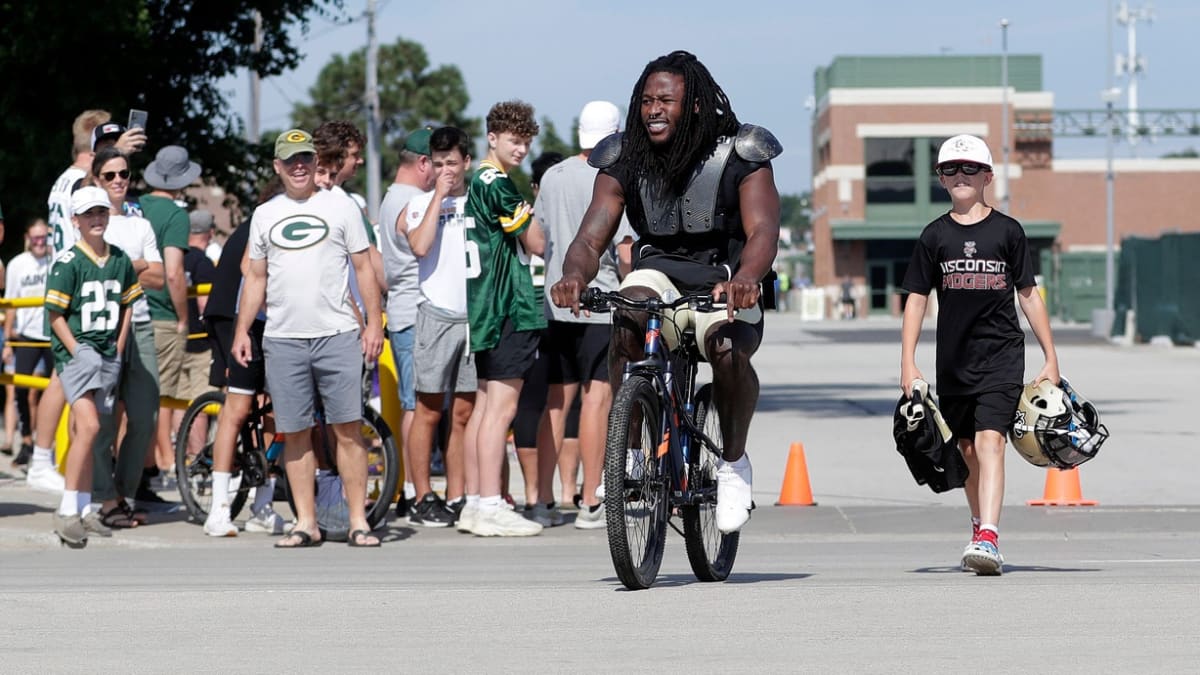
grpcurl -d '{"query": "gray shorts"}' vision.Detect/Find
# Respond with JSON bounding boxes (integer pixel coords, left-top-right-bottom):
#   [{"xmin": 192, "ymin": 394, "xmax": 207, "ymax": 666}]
[
  {"xmin": 414, "ymin": 305, "xmax": 476, "ymax": 394},
  {"xmin": 263, "ymin": 331, "xmax": 362, "ymax": 433},
  {"xmin": 59, "ymin": 344, "xmax": 121, "ymax": 415}
]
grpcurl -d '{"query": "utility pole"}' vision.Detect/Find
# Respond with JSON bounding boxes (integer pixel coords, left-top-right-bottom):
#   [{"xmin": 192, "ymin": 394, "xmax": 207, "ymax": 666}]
[
  {"xmin": 999, "ymin": 18, "xmax": 1010, "ymax": 214},
  {"xmin": 364, "ymin": 0, "xmax": 381, "ymax": 222},
  {"xmin": 248, "ymin": 10, "xmax": 262, "ymax": 143}
]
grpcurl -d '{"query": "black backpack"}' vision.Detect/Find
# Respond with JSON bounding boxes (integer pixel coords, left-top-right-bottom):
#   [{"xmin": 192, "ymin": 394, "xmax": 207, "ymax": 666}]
[{"xmin": 892, "ymin": 386, "xmax": 969, "ymax": 493}]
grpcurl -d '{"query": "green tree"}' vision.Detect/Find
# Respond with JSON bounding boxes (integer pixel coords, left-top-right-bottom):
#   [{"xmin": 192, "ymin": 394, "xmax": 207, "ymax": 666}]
[
  {"xmin": 0, "ymin": 0, "xmax": 343, "ymax": 257},
  {"xmin": 779, "ymin": 192, "xmax": 812, "ymax": 248},
  {"xmin": 292, "ymin": 37, "xmax": 481, "ymax": 193},
  {"xmin": 537, "ymin": 116, "xmax": 580, "ymax": 158}
]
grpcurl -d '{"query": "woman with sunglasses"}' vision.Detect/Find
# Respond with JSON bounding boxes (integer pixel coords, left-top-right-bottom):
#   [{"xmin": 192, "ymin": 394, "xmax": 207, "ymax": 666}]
[
  {"xmin": 86, "ymin": 147, "xmax": 166, "ymax": 530},
  {"xmin": 898, "ymin": 134, "xmax": 1060, "ymax": 576}
]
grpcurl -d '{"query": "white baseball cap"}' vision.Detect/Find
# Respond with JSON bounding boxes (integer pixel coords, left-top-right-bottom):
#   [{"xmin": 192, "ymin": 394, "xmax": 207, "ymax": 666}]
[
  {"xmin": 71, "ymin": 186, "xmax": 111, "ymax": 215},
  {"xmin": 578, "ymin": 101, "xmax": 621, "ymax": 150},
  {"xmin": 937, "ymin": 134, "xmax": 993, "ymax": 168}
]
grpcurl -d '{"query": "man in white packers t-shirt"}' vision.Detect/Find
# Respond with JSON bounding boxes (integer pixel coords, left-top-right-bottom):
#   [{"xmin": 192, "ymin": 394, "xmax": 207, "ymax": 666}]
[
  {"xmin": 397, "ymin": 126, "xmax": 478, "ymax": 528},
  {"xmin": 233, "ymin": 129, "xmax": 384, "ymax": 549}
]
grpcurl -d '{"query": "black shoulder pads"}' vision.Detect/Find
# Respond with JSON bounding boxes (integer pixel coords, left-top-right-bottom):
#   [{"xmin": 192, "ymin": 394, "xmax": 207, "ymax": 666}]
[
  {"xmin": 587, "ymin": 132, "xmax": 623, "ymax": 169},
  {"xmin": 734, "ymin": 124, "xmax": 783, "ymax": 162}
]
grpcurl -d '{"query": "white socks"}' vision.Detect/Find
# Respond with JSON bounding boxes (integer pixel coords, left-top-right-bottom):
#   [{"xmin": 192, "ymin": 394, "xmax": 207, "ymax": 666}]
[
  {"xmin": 212, "ymin": 471, "xmax": 232, "ymax": 510},
  {"xmin": 59, "ymin": 490, "xmax": 89, "ymax": 516},
  {"xmin": 252, "ymin": 477, "xmax": 276, "ymax": 512},
  {"xmin": 478, "ymin": 495, "xmax": 500, "ymax": 513},
  {"xmin": 32, "ymin": 446, "xmax": 54, "ymax": 470},
  {"xmin": 403, "ymin": 482, "xmax": 416, "ymax": 500}
]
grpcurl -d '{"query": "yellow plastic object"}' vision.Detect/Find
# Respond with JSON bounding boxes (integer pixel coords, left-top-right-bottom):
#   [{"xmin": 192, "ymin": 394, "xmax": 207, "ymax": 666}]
[
  {"xmin": 54, "ymin": 406, "xmax": 70, "ymax": 472},
  {"xmin": 376, "ymin": 334, "xmax": 405, "ymax": 490}
]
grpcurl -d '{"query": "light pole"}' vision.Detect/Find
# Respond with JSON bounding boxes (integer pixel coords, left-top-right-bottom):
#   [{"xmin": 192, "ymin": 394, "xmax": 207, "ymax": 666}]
[
  {"xmin": 1102, "ymin": 87, "xmax": 1121, "ymax": 317},
  {"xmin": 1000, "ymin": 18, "xmax": 1011, "ymax": 214}
]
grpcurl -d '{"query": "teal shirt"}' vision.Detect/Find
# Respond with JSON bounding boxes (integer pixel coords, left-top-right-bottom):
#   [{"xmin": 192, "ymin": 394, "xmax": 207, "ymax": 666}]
[{"xmin": 139, "ymin": 194, "xmax": 189, "ymax": 320}]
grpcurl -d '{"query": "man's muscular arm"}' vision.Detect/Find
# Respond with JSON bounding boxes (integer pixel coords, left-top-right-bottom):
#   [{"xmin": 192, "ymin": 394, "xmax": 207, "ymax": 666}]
[
  {"xmin": 550, "ymin": 172, "xmax": 625, "ymax": 315},
  {"xmin": 715, "ymin": 166, "xmax": 780, "ymax": 320}
]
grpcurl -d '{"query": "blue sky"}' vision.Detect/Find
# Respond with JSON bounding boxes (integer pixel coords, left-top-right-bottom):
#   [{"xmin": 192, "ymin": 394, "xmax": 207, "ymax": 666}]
[{"xmin": 224, "ymin": 0, "xmax": 1200, "ymax": 194}]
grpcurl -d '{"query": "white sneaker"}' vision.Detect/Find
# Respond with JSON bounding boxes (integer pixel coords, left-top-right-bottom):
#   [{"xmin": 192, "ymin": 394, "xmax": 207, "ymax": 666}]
[
  {"xmin": 574, "ymin": 502, "xmax": 606, "ymax": 530},
  {"xmin": 715, "ymin": 457, "xmax": 753, "ymax": 534},
  {"xmin": 525, "ymin": 503, "xmax": 564, "ymax": 527},
  {"xmin": 472, "ymin": 504, "xmax": 544, "ymax": 537},
  {"xmin": 244, "ymin": 504, "xmax": 286, "ymax": 534},
  {"xmin": 203, "ymin": 506, "xmax": 238, "ymax": 537},
  {"xmin": 455, "ymin": 503, "xmax": 478, "ymax": 533},
  {"xmin": 25, "ymin": 464, "xmax": 65, "ymax": 492}
]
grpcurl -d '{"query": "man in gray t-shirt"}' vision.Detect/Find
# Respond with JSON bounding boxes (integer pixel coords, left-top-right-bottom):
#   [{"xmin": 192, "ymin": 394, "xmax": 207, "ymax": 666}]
[
  {"xmin": 532, "ymin": 101, "xmax": 633, "ymax": 529},
  {"xmin": 378, "ymin": 128, "xmax": 435, "ymax": 514}
]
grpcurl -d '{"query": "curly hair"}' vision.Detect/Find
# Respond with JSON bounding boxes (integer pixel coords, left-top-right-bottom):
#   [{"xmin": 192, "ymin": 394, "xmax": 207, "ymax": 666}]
[
  {"xmin": 313, "ymin": 119, "xmax": 366, "ymax": 169},
  {"xmin": 486, "ymin": 100, "xmax": 540, "ymax": 138},
  {"xmin": 622, "ymin": 50, "xmax": 740, "ymax": 195}
]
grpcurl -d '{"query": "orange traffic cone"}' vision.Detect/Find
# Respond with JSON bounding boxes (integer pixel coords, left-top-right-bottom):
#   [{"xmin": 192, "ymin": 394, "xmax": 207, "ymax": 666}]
[
  {"xmin": 1027, "ymin": 467, "xmax": 1098, "ymax": 506},
  {"xmin": 776, "ymin": 442, "xmax": 816, "ymax": 506}
]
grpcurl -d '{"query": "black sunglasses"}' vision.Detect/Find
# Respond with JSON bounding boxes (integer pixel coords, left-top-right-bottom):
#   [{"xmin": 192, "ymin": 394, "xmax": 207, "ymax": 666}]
[
  {"xmin": 100, "ymin": 169, "xmax": 131, "ymax": 181},
  {"xmin": 937, "ymin": 162, "xmax": 988, "ymax": 177}
]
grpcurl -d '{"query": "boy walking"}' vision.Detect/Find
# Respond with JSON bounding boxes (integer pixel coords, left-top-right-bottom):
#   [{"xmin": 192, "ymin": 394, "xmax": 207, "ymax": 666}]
[
  {"xmin": 460, "ymin": 101, "xmax": 546, "ymax": 537},
  {"xmin": 45, "ymin": 186, "xmax": 142, "ymax": 547},
  {"xmin": 899, "ymin": 134, "xmax": 1060, "ymax": 575}
]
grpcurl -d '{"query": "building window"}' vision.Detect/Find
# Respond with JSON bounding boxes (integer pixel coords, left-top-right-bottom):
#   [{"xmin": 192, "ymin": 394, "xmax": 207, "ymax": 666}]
[
  {"xmin": 929, "ymin": 137, "xmax": 951, "ymax": 203},
  {"xmin": 865, "ymin": 138, "xmax": 914, "ymax": 204}
]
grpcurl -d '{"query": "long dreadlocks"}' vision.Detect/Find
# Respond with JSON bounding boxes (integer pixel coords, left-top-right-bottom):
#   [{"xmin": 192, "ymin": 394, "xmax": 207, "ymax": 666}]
[{"xmin": 622, "ymin": 50, "xmax": 741, "ymax": 195}]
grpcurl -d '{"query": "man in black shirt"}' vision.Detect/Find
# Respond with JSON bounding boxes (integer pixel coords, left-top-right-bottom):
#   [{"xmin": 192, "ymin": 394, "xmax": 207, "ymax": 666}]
[{"xmin": 551, "ymin": 51, "xmax": 781, "ymax": 534}]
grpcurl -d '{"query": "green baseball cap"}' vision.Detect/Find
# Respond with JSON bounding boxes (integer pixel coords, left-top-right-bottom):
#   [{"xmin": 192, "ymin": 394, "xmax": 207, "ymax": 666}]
[
  {"xmin": 275, "ymin": 129, "xmax": 316, "ymax": 160},
  {"xmin": 403, "ymin": 128, "xmax": 433, "ymax": 156}
]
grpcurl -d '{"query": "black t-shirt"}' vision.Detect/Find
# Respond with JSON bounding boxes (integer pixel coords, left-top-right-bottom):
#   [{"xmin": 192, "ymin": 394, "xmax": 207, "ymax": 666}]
[
  {"xmin": 204, "ymin": 220, "xmax": 249, "ymax": 320},
  {"xmin": 601, "ymin": 151, "xmax": 769, "ymax": 293},
  {"xmin": 901, "ymin": 209, "xmax": 1036, "ymax": 395},
  {"xmin": 184, "ymin": 246, "xmax": 217, "ymax": 353}
]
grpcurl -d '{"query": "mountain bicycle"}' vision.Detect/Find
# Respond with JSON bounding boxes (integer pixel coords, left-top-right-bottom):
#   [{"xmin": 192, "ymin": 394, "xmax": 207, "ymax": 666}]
[
  {"xmin": 579, "ymin": 287, "xmax": 739, "ymax": 590},
  {"xmin": 174, "ymin": 390, "xmax": 399, "ymax": 540}
]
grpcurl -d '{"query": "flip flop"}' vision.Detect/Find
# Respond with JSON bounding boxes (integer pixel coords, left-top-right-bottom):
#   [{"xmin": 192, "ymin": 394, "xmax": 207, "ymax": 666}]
[
  {"xmin": 347, "ymin": 529, "xmax": 380, "ymax": 548},
  {"xmin": 274, "ymin": 530, "xmax": 321, "ymax": 548}
]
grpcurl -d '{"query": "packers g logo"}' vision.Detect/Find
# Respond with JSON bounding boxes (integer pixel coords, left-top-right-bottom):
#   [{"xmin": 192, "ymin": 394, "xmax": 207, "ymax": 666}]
[
  {"xmin": 285, "ymin": 131, "xmax": 308, "ymax": 143},
  {"xmin": 270, "ymin": 215, "xmax": 329, "ymax": 249}
]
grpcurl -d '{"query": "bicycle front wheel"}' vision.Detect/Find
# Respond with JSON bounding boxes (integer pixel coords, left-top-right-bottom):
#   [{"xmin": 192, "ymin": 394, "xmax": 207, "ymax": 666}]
[
  {"xmin": 682, "ymin": 384, "xmax": 739, "ymax": 581},
  {"xmin": 604, "ymin": 374, "xmax": 669, "ymax": 590},
  {"xmin": 308, "ymin": 406, "xmax": 400, "ymax": 542},
  {"xmin": 175, "ymin": 391, "xmax": 251, "ymax": 522}
]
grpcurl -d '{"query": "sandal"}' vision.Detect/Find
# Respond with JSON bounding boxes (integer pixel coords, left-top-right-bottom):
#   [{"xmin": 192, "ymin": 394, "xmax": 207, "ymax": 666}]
[
  {"xmin": 348, "ymin": 529, "xmax": 381, "ymax": 548},
  {"xmin": 274, "ymin": 530, "xmax": 321, "ymax": 548},
  {"xmin": 99, "ymin": 504, "xmax": 139, "ymax": 529},
  {"xmin": 117, "ymin": 500, "xmax": 148, "ymax": 526}
]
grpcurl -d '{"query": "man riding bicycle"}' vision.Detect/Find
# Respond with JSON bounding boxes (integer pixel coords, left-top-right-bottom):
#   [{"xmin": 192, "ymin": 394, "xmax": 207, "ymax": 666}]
[{"xmin": 550, "ymin": 50, "xmax": 782, "ymax": 534}]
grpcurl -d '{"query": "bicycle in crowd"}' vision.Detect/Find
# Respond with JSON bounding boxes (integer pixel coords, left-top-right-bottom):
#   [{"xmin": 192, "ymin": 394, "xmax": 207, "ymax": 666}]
[
  {"xmin": 173, "ymin": 382, "xmax": 400, "ymax": 542},
  {"xmin": 579, "ymin": 287, "xmax": 739, "ymax": 590}
]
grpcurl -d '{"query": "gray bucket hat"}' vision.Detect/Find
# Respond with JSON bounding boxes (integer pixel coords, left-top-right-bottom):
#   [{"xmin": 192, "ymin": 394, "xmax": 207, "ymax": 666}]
[{"xmin": 144, "ymin": 145, "xmax": 202, "ymax": 190}]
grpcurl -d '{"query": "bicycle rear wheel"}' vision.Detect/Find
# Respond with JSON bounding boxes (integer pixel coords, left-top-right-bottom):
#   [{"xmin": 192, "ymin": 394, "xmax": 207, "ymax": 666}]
[
  {"xmin": 305, "ymin": 406, "xmax": 400, "ymax": 542},
  {"xmin": 174, "ymin": 391, "xmax": 251, "ymax": 522},
  {"xmin": 604, "ymin": 374, "xmax": 669, "ymax": 590},
  {"xmin": 682, "ymin": 383, "xmax": 739, "ymax": 581}
]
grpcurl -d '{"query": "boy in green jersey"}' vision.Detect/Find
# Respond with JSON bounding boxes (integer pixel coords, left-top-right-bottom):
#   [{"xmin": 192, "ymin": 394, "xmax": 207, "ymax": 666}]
[
  {"xmin": 460, "ymin": 100, "xmax": 548, "ymax": 536},
  {"xmin": 45, "ymin": 186, "xmax": 142, "ymax": 547}
]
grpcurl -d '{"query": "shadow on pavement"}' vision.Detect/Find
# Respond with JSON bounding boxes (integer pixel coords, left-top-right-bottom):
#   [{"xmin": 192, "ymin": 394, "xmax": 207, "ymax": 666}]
[
  {"xmin": 0, "ymin": 502, "xmax": 53, "ymax": 517},
  {"xmin": 910, "ymin": 564, "xmax": 1101, "ymax": 574},
  {"xmin": 605, "ymin": 572, "xmax": 813, "ymax": 589}
]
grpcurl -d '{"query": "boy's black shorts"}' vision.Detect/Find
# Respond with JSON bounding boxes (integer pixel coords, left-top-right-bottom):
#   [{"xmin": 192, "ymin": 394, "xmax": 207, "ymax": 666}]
[{"xmin": 939, "ymin": 385, "xmax": 1022, "ymax": 441}]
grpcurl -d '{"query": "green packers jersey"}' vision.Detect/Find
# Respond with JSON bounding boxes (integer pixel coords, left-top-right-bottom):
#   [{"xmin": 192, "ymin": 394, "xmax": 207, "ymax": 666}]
[
  {"xmin": 45, "ymin": 243, "xmax": 142, "ymax": 370},
  {"xmin": 464, "ymin": 160, "xmax": 547, "ymax": 352}
]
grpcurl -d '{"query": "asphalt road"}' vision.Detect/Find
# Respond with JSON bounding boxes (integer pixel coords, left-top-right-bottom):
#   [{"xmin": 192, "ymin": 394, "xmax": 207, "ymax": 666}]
[{"xmin": 2, "ymin": 314, "xmax": 1197, "ymax": 672}]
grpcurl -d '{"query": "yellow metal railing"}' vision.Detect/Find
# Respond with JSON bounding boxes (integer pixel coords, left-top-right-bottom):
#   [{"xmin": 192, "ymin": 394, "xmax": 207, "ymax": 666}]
[{"xmin": 0, "ymin": 284, "xmax": 404, "ymax": 478}]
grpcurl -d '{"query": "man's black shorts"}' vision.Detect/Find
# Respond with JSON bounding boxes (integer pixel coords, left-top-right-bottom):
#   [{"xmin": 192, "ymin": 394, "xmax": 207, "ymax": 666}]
[
  {"xmin": 207, "ymin": 317, "xmax": 265, "ymax": 395},
  {"xmin": 543, "ymin": 321, "xmax": 609, "ymax": 385},
  {"xmin": 939, "ymin": 385, "xmax": 1022, "ymax": 441},
  {"xmin": 474, "ymin": 319, "xmax": 540, "ymax": 382}
]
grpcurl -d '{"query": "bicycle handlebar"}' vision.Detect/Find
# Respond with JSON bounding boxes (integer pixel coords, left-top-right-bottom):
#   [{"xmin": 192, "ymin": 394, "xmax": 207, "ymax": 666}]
[{"xmin": 579, "ymin": 287, "xmax": 728, "ymax": 314}]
